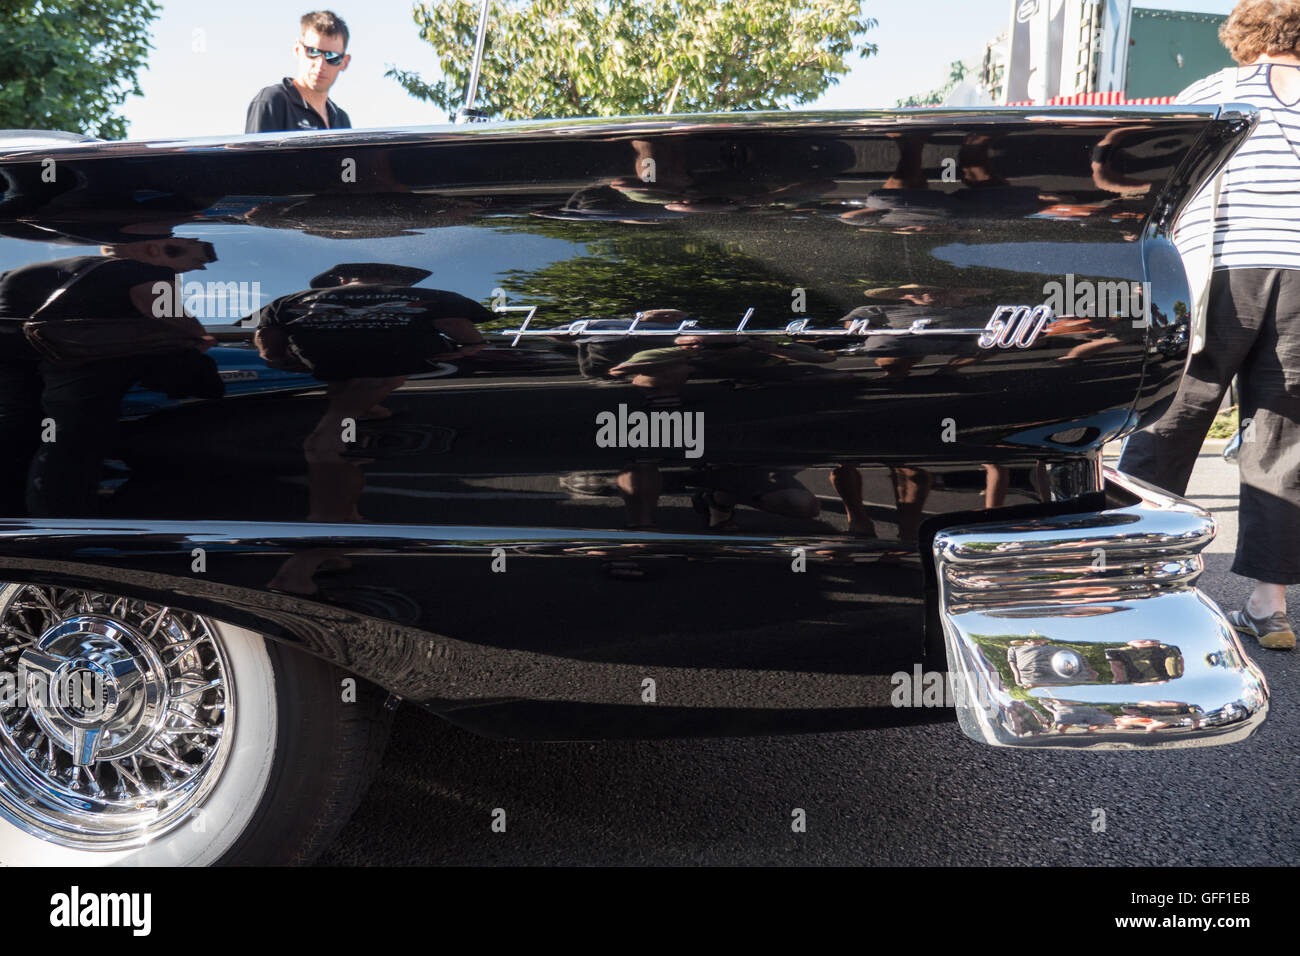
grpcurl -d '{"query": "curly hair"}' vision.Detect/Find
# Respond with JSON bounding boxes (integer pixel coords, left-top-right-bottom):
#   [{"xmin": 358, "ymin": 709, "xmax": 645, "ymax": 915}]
[
  {"xmin": 1220, "ymin": 0, "xmax": 1300, "ymax": 63},
  {"xmin": 301, "ymin": 10, "xmax": 349, "ymax": 50}
]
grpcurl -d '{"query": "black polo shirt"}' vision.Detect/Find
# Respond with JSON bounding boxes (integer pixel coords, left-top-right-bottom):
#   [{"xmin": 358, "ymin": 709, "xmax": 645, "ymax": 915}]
[{"xmin": 245, "ymin": 77, "xmax": 351, "ymax": 133}]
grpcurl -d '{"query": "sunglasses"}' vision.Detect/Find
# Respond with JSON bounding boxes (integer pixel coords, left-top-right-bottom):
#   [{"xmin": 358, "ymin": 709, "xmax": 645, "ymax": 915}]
[
  {"xmin": 164, "ymin": 241, "xmax": 218, "ymax": 264},
  {"xmin": 301, "ymin": 44, "xmax": 345, "ymax": 66}
]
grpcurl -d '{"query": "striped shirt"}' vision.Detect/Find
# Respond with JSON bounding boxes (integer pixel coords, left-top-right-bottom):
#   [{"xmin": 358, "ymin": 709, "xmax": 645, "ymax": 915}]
[{"xmin": 1173, "ymin": 64, "xmax": 1300, "ymax": 271}]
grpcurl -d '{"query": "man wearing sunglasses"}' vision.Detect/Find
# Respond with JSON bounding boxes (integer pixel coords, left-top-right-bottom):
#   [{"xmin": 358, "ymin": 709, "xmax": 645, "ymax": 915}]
[{"xmin": 245, "ymin": 11, "xmax": 352, "ymax": 134}]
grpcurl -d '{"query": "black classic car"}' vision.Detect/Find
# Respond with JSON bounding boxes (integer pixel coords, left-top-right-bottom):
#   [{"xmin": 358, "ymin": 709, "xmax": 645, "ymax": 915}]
[{"xmin": 0, "ymin": 103, "xmax": 1269, "ymax": 864}]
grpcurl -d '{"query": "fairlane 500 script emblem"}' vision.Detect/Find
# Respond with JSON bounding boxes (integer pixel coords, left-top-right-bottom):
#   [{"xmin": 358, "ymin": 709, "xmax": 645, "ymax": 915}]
[
  {"xmin": 978, "ymin": 305, "xmax": 1055, "ymax": 350},
  {"xmin": 496, "ymin": 305, "xmax": 1056, "ymax": 348}
]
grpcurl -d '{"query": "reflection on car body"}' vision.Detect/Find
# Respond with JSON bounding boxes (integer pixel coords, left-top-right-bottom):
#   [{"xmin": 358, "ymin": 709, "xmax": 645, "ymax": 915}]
[{"xmin": 0, "ymin": 103, "xmax": 1270, "ymax": 864}]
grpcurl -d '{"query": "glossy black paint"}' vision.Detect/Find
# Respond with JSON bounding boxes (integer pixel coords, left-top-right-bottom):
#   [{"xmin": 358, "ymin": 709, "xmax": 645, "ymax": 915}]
[{"xmin": 0, "ymin": 107, "xmax": 1253, "ymax": 738}]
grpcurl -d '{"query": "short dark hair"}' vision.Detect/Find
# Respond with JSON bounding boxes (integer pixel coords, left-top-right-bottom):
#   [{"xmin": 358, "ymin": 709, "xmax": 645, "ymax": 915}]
[
  {"xmin": 1220, "ymin": 0, "xmax": 1300, "ymax": 63},
  {"xmin": 301, "ymin": 10, "xmax": 349, "ymax": 50}
]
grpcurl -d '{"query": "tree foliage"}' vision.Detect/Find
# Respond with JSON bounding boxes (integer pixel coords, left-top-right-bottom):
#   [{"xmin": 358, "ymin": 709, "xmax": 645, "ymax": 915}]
[
  {"xmin": 896, "ymin": 59, "xmax": 971, "ymax": 109},
  {"xmin": 388, "ymin": 0, "xmax": 878, "ymax": 120},
  {"xmin": 0, "ymin": 0, "xmax": 160, "ymax": 139},
  {"xmin": 494, "ymin": 227, "xmax": 842, "ymax": 329},
  {"xmin": 483, "ymin": 210, "xmax": 1057, "ymax": 331}
]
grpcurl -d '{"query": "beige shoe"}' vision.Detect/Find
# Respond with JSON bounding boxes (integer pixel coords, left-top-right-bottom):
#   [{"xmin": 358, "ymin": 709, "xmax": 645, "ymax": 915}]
[{"xmin": 1228, "ymin": 607, "xmax": 1296, "ymax": 650}]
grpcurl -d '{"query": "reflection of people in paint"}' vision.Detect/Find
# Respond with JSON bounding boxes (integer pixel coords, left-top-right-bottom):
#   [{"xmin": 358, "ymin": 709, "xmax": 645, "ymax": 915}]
[
  {"xmin": 829, "ymin": 462, "xmax": 1008, "ymax": 541},
  {"xmin": 254, "ymin": 262, "xmax": 488, "ymax": 379},
  {"xmin": 829, "ymin": 465, "xmax": 876, "ymax": 536},
  {"xmin": 690, "ymin": 466, "xmax": 820, "ymax": 531},
  {"xmin": 599, "ymin": 309, "xmax": 696, "ymax": 407},
  {"xmin": 254, "ymin": 262, "xmax": 488, "ymax": 525},
  {"xmin": 609, "ymin": 328, "xmax": 841, "ymax": 399},
  {"xmin": 609, "ymin": 137, "xmax": 847, "ymax": 213},
  {"xmin": 610, "ymin": 463, "xmax": 823, "ymax": 534},
  {"xmin": 1090, "ymin": 126, "xmax": 1161, "ymax": 196},
  {"xmin": 0, "ymin": 235, "xmax": 221, "ymax": 516},
  {"xmin": 839, "ymin": 131, "xmax": 1051, "ymax": 232},
  {"xmin": 845, "ymin": 288, "xmax": 992, "ymax": 380}
]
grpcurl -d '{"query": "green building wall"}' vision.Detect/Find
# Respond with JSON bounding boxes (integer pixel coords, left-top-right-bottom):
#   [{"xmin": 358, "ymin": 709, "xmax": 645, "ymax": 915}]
[{"xmin": 1127, "ymin": 8, "xmax": 1234, "ymax": 98}]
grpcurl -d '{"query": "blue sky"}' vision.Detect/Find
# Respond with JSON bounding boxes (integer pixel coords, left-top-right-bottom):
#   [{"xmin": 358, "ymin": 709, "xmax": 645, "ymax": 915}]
[{"xmin": 123, "ymin": 0, "xmax": 1237, "ymax": 140}]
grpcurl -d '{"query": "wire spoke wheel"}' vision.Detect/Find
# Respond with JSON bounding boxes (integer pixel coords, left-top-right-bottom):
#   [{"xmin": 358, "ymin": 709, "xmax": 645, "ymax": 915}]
[
  {"xmin": 0, "ymin": 585, "xmax": 233, "ymax": 849},
  {"xmin": 0, "ymin": 581, "xmax": 391, "ymax": 865}
]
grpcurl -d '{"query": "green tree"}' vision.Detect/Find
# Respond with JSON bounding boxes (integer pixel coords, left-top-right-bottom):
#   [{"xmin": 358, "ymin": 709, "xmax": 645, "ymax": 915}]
[
  {"xmin": 493, "ymin": 226, "xmax": 846, "ymax": 329},
  {"xmin": 388, "ymin": 0, "xmax": 878, "ymax": 121},
  {"xmin": 896, "ymin": 59, "xmax": 971, "ymax": 108},
  {"xmin": 0, "ymin": 0, "xmax": 160, "ymax": 140}
]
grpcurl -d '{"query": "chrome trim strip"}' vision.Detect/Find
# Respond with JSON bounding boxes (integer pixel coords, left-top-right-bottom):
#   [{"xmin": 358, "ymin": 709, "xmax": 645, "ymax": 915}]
[
  {"xmin": 931, "ymin": 466, "xmax": 1268, "ymax": 750},
  {"xmin": 497, "ymin": 304, "xmax": 991, "ymax": 345}
]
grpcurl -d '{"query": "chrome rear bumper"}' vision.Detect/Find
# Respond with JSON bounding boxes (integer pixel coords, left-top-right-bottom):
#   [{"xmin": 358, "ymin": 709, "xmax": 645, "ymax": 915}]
[{"xmin": 932, "ymin": 466, "xmax": 1268, "ymax": 750}]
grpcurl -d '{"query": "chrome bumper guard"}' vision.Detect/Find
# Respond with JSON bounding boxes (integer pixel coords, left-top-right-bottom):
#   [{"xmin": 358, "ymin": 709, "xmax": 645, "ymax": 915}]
[{"xmin": 931, "ymin": 466, "xmax": 1268, "ymax": 750}]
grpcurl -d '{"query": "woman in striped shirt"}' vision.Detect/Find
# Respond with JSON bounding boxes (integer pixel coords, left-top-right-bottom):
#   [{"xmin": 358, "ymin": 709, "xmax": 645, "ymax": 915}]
[{"xmin": 1121, "ymin": 0, "xmax": 1300, "ymax": 649}]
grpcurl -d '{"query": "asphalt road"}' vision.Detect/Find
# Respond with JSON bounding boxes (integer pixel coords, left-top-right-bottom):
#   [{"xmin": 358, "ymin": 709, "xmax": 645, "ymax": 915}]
[{"xmin": 320, "ymin": 449, "xmax": 1298, "ymax": 866}]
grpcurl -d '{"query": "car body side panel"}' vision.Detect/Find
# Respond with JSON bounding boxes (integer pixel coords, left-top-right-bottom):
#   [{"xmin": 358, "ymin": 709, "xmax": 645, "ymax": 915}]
[{"xmin": 0, "ymin": 107, "xmax": 1255, "ymax": 738}]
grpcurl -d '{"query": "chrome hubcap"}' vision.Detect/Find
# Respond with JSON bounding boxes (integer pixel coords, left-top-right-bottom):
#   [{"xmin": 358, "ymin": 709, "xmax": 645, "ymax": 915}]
[
  {"xmin": 0, "ymin": 586, "xmax": 233, "ymax": 849},
  {"xmin": 20, "ymin": 616, "xmax": 167, "ymax": 767}
]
